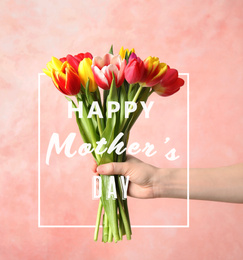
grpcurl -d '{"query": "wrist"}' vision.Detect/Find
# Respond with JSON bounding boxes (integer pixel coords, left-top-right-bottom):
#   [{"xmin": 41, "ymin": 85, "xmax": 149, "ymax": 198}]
[
  {"xmin": 152, "ymin": 167, "xmax": 170, "ymax": 198},
  {"xmin": 153, "ymin": 167, "xmax": 187, "ymax": 199}
]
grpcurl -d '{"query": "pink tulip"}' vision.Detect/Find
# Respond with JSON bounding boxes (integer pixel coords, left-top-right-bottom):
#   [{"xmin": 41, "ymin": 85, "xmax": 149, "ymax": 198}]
[
  {"xmin": 152, "ymin": 67, "xmax": 184, "ymax": 96},
  {"xmin": 124, "ymin": 53, "xmax": 145, "ymax": 84},
  {"xmin": 91, "ymin": 54, "xmax": 126, "ymax": 90}
]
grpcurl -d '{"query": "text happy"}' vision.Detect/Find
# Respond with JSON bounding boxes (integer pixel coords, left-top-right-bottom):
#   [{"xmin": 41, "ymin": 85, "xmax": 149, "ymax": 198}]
[{"xmin": 68, "ymin": 101, "xmax": 154, "ymax": 118}]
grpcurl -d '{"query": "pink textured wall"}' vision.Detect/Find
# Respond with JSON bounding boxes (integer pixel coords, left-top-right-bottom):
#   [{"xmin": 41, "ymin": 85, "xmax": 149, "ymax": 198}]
[{"xmin": 1, "ymin": 0, "xmax": 243, "ymax": 259}]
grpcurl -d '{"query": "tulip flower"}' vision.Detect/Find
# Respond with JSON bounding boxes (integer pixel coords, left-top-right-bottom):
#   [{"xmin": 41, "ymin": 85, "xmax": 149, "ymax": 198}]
[
  {"xmin": 124, "ymin": 53, "xmax": 145, "ymax": 84},
  {"xmin": 43, "ymin": 57, "xmax": 81, "ymax": 95},
  {"xmin": 140, "ymin": 56, "xmax": 167, "ymax": 87},
  {"xmin": 78, "ymin": 58, "xmax": 98, "ymax": 92},
  {"xmin": 119, "ymin": 46, "xmax": 135, "ymax": 60},
  {"xmin": 152, "ymin": 67, "xmax": 184, "ymax": 96},
  {"xmin": 92, "ymin": 54, "xmax": 126, "ymax": 90},
  {"xmin": 60, "ymin": 52, "xmax": 93, "ymax": 73},
  {"xmin": 43, "ymin": 56, "xmax": 63, "ymax": 77}
]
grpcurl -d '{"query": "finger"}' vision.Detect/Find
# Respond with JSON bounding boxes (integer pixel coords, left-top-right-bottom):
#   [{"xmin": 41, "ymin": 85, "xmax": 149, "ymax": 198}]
[
  {"xmin": 96, "ymin": 162, "xmax": 129, "ymax": 176},
  {"xmin": 126, "ymin": 154, "xmax": 141, "ymax": 163},
  {"xmin": 91, "ymin": 160, "xmax": 98, "ymax": 173}
]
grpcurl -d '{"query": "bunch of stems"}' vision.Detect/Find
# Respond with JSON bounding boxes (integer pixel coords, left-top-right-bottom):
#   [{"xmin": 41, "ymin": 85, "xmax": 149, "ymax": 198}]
[{"xmin": 67, "ymin": 73, "xmax": 152, "ymax": 242}]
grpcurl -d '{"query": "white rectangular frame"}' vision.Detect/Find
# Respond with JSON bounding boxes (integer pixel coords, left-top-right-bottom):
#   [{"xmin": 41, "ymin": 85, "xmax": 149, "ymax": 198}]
[{"xmin": 38, "ymin": 73, "xmax": 190, "ymax": 228}]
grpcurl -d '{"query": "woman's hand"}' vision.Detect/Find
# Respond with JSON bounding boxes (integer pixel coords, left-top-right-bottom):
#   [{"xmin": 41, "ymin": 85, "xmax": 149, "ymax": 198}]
[{"xmin": 93, "ymin": 155, "xmax": 166, "ymax": 199}]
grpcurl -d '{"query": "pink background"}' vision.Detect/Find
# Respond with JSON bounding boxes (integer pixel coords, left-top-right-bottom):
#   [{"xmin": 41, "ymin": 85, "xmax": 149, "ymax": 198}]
[{"xmin": 1, "ymin": 0, "xmax": 243, "ymax": 259}]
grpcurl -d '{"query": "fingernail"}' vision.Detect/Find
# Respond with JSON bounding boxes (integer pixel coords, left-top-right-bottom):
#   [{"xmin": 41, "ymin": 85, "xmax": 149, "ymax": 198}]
[
  {"xmin": 96, "ymin": 165, "xmax": 105, "ymax": 174},
  {"xmin": 97, "ymin": 164, "xmax": 112, "ymax": 174}
]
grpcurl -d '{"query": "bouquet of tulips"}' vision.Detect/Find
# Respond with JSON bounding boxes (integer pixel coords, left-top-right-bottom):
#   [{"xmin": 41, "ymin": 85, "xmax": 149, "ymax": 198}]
[{"xmin": 43, "ymin": 46, "xmax": 184, "ymax": 243}]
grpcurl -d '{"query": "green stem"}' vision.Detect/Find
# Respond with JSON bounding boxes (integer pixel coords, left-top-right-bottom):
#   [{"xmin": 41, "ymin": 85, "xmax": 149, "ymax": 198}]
[
  {"xmin": 123, "ymin": 199, "xmax": 132, "ymax": 234},
  {"xmin": 100, "ymin": 174, "xmax": 120, "ymax": 242},
  {"xmin": 128, "ymin": 83, "xmax": 135, "ymax": 97},
  {"xmin": 117, "ymin": 196, "xmax": 131, "ymax": 240},
  {"xmin": 108, "ymin": 225, "xmax": 113, "ymax": 242},
  {"xmin": 118, "ymin": 213, "xmax": 125, "ymax": 239},
  {"xmin": 103, "ymin": 89, "xmax": 109, "ymax": 122},
  {"xmin": 131, "ymin": 84, "xmax": 143, "ymax": 104},
  {"xmin": 119, "ymin": 85, "xmax": 144, "ymax": 132},
  {"xmin": 96, "ymin": 113, "xmax": 104, "ymax": 136},
  {"xmin": 115, "ymin": 180, "xmax": 131, "ymax": 240},
  {"xmin": 116, "ymin": 174, "xmax": 131, "ymax": 238},
  {"xmin": 93, "ymin": 91, "xmax": 105, "ymax": 135},
  {"xmin": 94, "ymin": 200, "xmax": 103, "ymax": 241},
  {"xmin": 103, "ymin": 213, "xmax": 109, "ymax": 243},
  {"xmin": 121, "ymin": 87, "xmax": 151, "ymax": 133}
]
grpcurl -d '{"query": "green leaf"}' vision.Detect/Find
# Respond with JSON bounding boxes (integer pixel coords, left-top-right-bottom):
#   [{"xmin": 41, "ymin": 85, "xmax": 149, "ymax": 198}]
[
  {"xmin": 99, "ymin": 76, "xmax": 118, "ymax": 164},
  {"xmin": 95, "ymin": 87, "xmax": 102, "ymax": 105},
  {"xmin": 65, "ymin": 96, "xmax": 73, "ymax": 102},
  {"xmin": 109, "ymin": 45, "xmax": 114, "ymax": 55},
  {"xmin": 92, "ymin": 88, "xmax": 105, "ymax": 136},
  {"xmin": 128, "ymin": 83, "xmax": 139, "ymax": 101},
  {"xmin": 65, "ymin": 97, "xmax": 97, "ymax": 161},
  {"xmin": 76, "ymin": 95, "xmax": 99, "ymax": 154},
  {"xmin": 80, "ymin": 84, "xmax": 86, "ymax": 94},
  {"xmin": 125, "ymin": 51, "xmax": 129, "ymax": 64},
  {"xmin": 103, "ymin": 89, "xmax": 109, "ymax": 123},
  {"xmin": 119, "ymin": 84, "xmax": 126, "ymax": 126},
  {"xmin": 85, "ymin": 78, "xmax": 94, "ymax": 105},
  {"xmin": 125, "ymin": 87, "xmax": 150, "ymax": 132}
]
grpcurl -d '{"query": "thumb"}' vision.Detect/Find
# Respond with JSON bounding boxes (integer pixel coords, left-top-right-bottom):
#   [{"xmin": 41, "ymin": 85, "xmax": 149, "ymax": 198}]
[{"xmin": 96, "ymin": 162, "xmax": 128, "ymax": 176}]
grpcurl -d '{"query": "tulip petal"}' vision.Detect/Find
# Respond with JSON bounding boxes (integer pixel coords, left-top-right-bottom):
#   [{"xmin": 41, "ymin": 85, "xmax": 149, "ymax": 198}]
[
  {"xmin": 42, "ymin": 68, "xmax": 51, "ymax": 77},
  {"xmin": 92, "ymin": 66, "xmax": 109, "ymax": 90},
  {"xmin": 92, "ymin": 56, "xmax": 104, "ymax": 69},
  {"xmin": 162, "ymin": 69, "xmax": 178, "ymax": 85},
  {"xmin": 59, "ymin": 57, "xmax": 66, "ymax": 63},
  {"xmin": 128, "ymin": 53, "xmax": 137, "ymax": 62},
  {"xmin": 116, "ymin": 59, "xmax": 126, "ymax": 87},
  {"xmin": 119, "ymin": 46, "xmax": 135, "ymax": 60},
  {"xmin": 83, "ymin": 52, "xmax": 93, "ymax": 60},
  {"xmin": 65, "ymin": 67, "xmax": 81, "ymax": 95},
  {"xmin": 152, "ymin": 68, "xmax": 184, "ymax": 97},
  {"xmin": 78, "ymin": 58, "xmax": 97, "ymax": 92},
  {"xmin": 110, "ymin": 55, "xmax": 122, "ymax": 69},
  {"xmin": 51, "ymin": 57, "xmax": 63, "ymax": 70},
  {"xmin": 125, "ymin": 62, "xmax": 140, "ymax": 84},
  {"xmin": 51, "ymin": 69, "xmax": 65, "ymax": 93},
  {"xmin": 119, "ymin": 46, "xmax": 125, "ymax": 59},
  {"xmin": 58, "ymin": 71, "xmax": 70, "ymax": 94},
  {"xmin": 103, "ymin": 64, "xmax": 118, "ymax": 83},
  {"xmin": 66, "ymin": 54, "xmax": 79, "ymax": 72},
  {"xmin": 46, "ymin": 61, "xmax": 53, "ymax": 71},
  {"xmin": 103, "ymin": 54, "xmax": 112, "ymax": 66},
  {"xmin": 75, "ymin": 53, "xmax": 84, "ymax": 61}
]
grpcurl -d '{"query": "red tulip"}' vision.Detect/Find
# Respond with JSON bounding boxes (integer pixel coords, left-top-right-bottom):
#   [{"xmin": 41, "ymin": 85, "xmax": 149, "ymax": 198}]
[
  {"xmin": 152, "ymin": 67, "xmax": 184, "ymax": 96},
  {"xmin": 51, "ymin": 61, "xmax": 81, "ymax": 95},
  {"xmin": 140, "ymin": 56, "xmax": 167, "ymax": 87},
  {"xmin": 124, "ymin": 53, "xmax": 145, "ymax": 84},
  {"xmin": 60, "ymin": 52, "xmax": 93, "ymax": 73}
]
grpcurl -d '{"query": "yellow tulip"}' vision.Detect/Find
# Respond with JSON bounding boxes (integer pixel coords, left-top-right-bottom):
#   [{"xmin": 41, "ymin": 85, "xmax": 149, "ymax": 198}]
[
  {"xmin": 43, "ymin": 58, "xmax": 81, "ymax": 95},
  {"xmin": 140, "ymin": 56, "xmax": 167, "ymax": 87},
  {"xmin": 78, "ymin": 58, "xmax": 98, "ymax": 92},
  {"xmin": 119, "ymin": 46, "xmax": 135, "ymax": 60}
]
